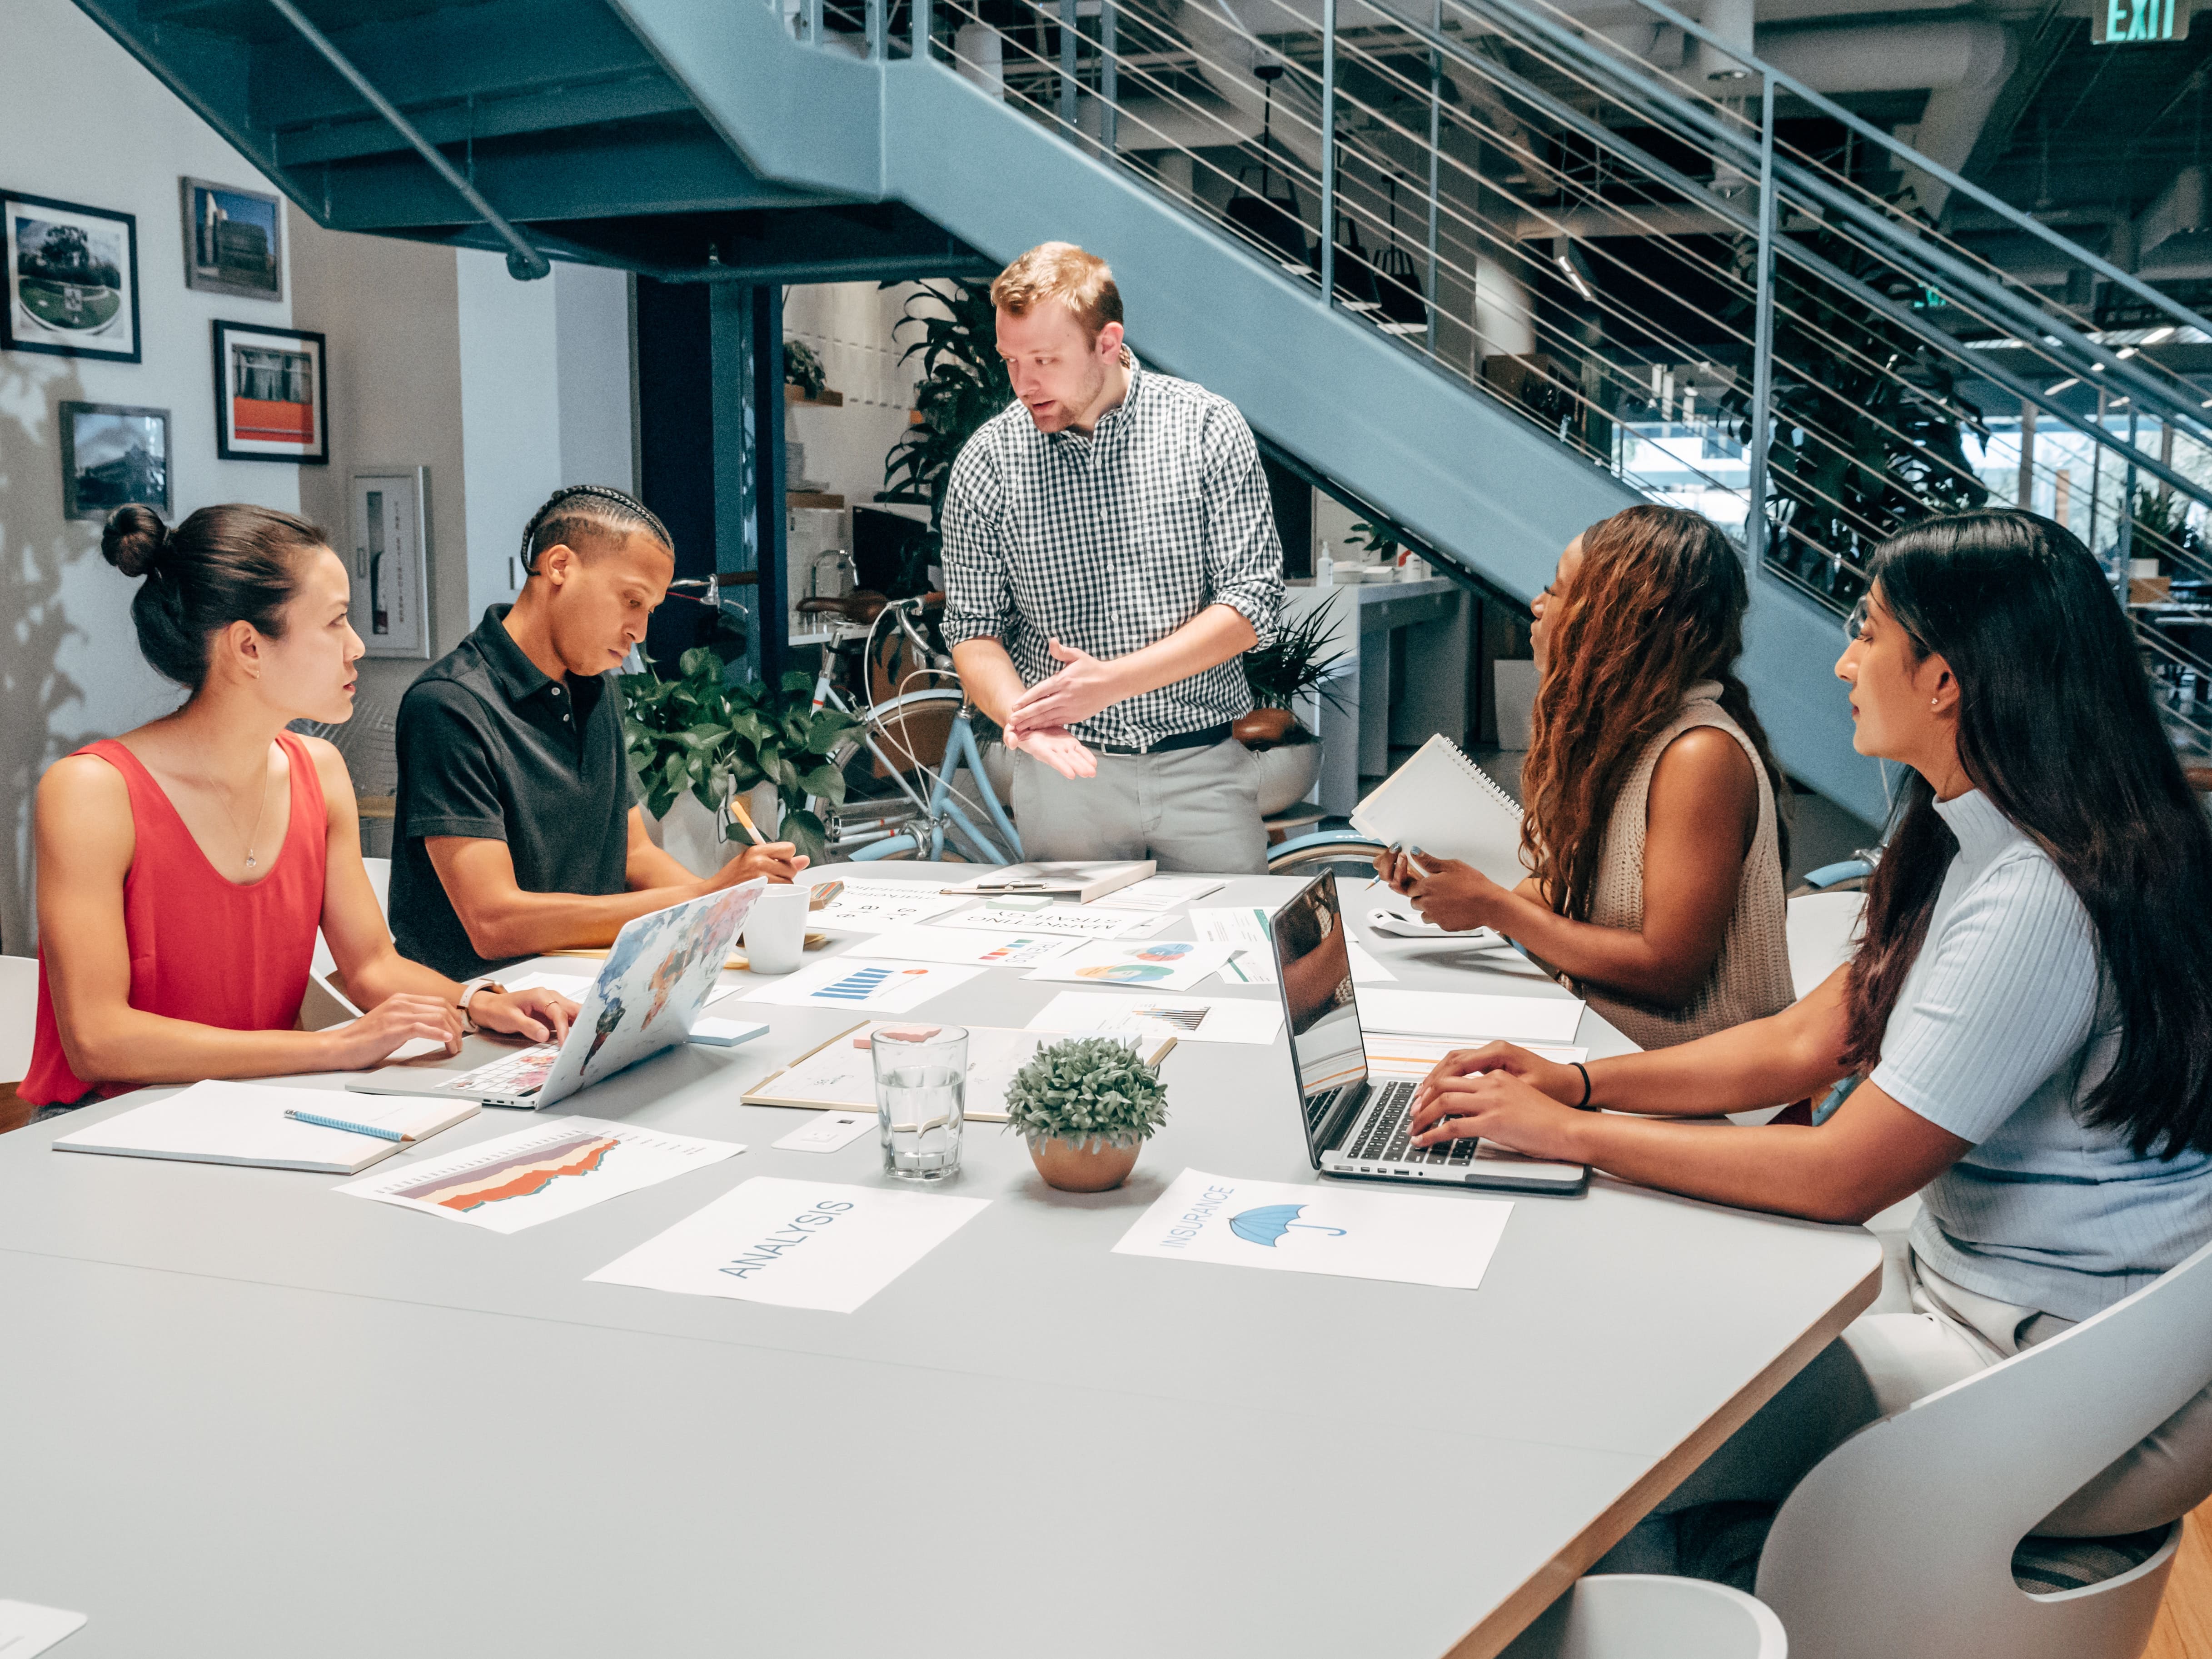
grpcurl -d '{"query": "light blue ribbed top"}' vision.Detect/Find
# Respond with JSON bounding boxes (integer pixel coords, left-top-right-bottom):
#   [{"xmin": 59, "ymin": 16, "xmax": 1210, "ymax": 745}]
[{"xmin": 1873, "ymin": 789, "xmax": 2212, "ymax": 1321}]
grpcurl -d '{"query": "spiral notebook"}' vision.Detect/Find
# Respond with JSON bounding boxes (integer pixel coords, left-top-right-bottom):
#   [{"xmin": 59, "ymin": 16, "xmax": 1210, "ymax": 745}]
[{"xmin": 1350, "ymin": 734, "xmax": 1528, "ymax": 887}]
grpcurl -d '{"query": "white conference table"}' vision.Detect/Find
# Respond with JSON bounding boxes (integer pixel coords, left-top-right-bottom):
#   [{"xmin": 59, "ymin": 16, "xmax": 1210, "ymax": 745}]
[{"xmin": 0, "ymin": 868, "xmax": 1879, "ymax": 1659}]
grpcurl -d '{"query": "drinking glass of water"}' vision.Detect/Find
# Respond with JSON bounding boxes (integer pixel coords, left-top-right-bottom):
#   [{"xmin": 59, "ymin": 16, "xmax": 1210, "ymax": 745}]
[{"xmin": 871, "ymin": 1025, "xmax": 966, "ymax": 1181}]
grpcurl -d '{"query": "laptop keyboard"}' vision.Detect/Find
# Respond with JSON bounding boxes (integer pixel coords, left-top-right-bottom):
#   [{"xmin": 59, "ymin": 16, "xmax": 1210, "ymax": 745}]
[
  {"xmin": 1346, "ymin": 1079, "xmax": 1476, "ymax": 1167},
  {"xmin": 443, "ymin": 1044, "xmax": 559, "ymax": 1097}
]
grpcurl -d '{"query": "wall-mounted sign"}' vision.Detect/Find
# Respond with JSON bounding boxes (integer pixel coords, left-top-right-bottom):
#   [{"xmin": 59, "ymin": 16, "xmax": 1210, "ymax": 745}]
[
  {"xmin": 349, "ymin": 467, "xmax": 432, "ymax": 658},
  {"xmin": 2095, "ymin": 0, "xmax": 2181, "ymax": 43}
]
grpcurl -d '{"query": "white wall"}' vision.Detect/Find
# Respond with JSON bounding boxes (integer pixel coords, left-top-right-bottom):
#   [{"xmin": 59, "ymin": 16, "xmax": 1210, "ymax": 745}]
[
  {"xmin": 458, "ymin": 252, "xmax": 635, "ymax": 622},
  {"xmin": 0, "ymin": 0, "xmax": 303, "ymax": 952}
]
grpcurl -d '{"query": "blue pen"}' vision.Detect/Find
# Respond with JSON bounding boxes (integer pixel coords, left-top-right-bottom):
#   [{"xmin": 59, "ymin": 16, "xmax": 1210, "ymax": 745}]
[{"xmin": 284, "ymin": 1107, "xmax": 408, "ymax": 1142}]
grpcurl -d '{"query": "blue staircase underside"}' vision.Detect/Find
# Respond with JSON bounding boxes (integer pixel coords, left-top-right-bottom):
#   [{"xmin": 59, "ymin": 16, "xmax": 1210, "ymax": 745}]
[
  {"xmin": 614, "ymin": 0, "xmax": 1881, "ymax": 821},
  {"xmin": 72, "ymin": 0, "xmax": 1880, "ymax": 819}
]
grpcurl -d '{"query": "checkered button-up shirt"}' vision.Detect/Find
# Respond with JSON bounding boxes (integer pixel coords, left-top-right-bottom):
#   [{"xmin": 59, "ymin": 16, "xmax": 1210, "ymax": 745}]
[{"xmin": 939, "ymin": 360, "xmax": 1284, "ymax": 751}]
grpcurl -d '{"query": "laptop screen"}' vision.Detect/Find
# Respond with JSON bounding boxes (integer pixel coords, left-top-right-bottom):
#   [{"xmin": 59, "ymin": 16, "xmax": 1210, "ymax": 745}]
[{"xmin": 1270, "ymin": 873, "xmax": 1370, "ymax": 1158}]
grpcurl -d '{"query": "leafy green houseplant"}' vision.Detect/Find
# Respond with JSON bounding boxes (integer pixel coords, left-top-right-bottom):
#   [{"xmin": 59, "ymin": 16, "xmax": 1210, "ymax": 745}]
[
  {"xmin": 1002, "ymin": 1036, "xmax": 1170, "ymax": 1192},
  {"xmin": 618, "ymin": 648, "xmax": 859, "ymax": 863},
  {"xmin": 1239, "ymin": 595, "xmax": 1350, "ymax": 748},
  {"xmin": 784, "ymin": 339, "xmax": 828, "ymax": 399},
  {"xmin": 880, "ymin": 279, "xmax": 1013, "ymax": 593}
]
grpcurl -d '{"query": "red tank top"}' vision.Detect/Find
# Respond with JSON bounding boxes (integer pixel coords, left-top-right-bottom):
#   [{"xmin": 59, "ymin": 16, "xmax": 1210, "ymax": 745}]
[{"xmin": 22, "ymin": 732, "xmax": 329, "ymax": 1107}]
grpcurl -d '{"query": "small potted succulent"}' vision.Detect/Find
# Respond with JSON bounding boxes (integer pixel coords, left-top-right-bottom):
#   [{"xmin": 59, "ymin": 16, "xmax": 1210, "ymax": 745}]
[{"xmin": 1001, "ymin": 1036, "xmax": 1170, "ymax": 1192}]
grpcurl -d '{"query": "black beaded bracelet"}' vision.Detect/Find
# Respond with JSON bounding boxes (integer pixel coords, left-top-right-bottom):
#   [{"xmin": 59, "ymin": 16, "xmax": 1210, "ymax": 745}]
[{"xmin": 1572, "ymin": 1061, "xmax": 1594, "ymax": 1110}]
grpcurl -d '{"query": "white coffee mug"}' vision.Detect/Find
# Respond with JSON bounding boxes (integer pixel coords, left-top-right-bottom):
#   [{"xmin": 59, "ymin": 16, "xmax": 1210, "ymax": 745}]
[{"xmin": 742, "ymin": 885, "xmax": 812, "ymax": 974}]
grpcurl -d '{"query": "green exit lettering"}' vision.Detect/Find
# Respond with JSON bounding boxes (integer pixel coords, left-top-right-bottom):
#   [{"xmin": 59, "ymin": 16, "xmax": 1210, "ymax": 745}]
[{"xmin": 2099, "ymin": 0, "xmax": 2178, "ymax": 41}]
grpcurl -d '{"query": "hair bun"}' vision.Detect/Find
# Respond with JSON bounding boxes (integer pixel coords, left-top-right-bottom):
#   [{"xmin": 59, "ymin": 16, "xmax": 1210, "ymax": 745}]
[{"xmin": 102, "ymin": 503, "xmax": 170, "ymax": 579}]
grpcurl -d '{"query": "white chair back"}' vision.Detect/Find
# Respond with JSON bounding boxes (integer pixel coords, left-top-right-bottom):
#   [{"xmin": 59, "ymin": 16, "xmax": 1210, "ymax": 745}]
[
  {"xmin": 312, "ymin": 856, "xmax": 394, "ymax": 979},
  {"xmin": 1500, "ymin": 1574, "xmax": 1786, "ymax": 1658},
  {"xmin": 1757, "ymin": 1235, "xmax": 2212, "ymax": 1659},
  {"xmin": 0, "ymin": 955, "xmax": 40, "ymax": 1084},
  {"xmin": 1785, "ymin": 891, "xmax": 1863, "ymax": 1000}
]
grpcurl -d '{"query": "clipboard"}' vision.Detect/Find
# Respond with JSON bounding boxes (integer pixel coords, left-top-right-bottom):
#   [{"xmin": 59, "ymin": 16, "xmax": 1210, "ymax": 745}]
[{"xmin": 744, "ymin": 1021, "xmax": 1178, "ymax": 1123}]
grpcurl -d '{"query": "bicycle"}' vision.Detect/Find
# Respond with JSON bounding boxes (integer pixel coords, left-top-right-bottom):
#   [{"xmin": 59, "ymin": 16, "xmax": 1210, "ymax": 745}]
[{"xmin": 797, "ymin": 593, "xmax": 1023, "ymax": 865}]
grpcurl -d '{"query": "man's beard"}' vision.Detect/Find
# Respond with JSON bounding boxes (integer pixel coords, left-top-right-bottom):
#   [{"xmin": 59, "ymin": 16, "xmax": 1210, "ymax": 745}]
[{"xmin": 1025, "ymin": 355, "xmax": 1109, "ymax": 432}]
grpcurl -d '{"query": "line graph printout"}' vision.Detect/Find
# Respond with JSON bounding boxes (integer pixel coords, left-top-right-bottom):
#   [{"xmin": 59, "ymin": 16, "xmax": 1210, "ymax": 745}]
[{"xmin": 335, "ymin": 1117, "xmax": 746, "ymax": 1234}]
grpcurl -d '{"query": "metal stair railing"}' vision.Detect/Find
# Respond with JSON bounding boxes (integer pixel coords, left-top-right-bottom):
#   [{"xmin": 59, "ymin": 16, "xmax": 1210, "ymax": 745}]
[{"xmin": 776, "ymin": 0, "xmax": 2212, "ymax": 756}]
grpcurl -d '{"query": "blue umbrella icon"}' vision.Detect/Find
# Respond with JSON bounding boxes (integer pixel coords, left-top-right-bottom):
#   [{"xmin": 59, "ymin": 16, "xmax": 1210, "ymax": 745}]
[{"xmin": 1229, "ymin": 1203, "xmax": 1349, "ymax": 1247}]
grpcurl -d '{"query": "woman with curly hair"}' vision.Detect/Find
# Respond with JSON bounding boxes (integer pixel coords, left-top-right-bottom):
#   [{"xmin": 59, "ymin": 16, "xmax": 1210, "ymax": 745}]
[{"xmin": 1379, "ymin": 503, "xmax": 1794, "ymax": 1048}]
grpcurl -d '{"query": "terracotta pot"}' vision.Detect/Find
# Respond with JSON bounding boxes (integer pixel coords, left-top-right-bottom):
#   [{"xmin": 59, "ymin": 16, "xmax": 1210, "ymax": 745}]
[
  {"xmin": 1027, "ymin": 1135, "xmax": 1142, "ymax": 1192},
  {"xmin": 1233, "ymin": 706, "xmax": 1295, "ymax": 745}
]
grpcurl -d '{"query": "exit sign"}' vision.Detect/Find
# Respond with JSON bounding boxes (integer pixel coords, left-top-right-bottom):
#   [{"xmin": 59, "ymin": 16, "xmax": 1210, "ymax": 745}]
[{"xmin": 2096, "ymin": 0, "xmax": 2180, "ymax": 42}]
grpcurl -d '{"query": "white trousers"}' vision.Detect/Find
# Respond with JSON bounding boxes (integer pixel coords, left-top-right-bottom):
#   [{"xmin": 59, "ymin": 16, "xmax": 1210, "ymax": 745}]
[{"xmin": 1658, "ymin": 1251, "xmax": 2212, "ymax": 1536}]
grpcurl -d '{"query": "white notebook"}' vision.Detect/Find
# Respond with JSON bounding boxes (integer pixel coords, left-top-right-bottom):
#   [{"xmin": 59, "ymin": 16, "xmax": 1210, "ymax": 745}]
[
  {"xmin": 52, "ymin": 1081, "xmax": 479, "ymax": 1175},
  {"xmin": 1350, "ymin": 734, "xmax": 1528, "ymax": 886}
]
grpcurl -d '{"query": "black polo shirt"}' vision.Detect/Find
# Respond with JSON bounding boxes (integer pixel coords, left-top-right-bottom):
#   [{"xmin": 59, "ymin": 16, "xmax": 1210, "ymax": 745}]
[{"xmin": 389, "ymin": 605, "xmax": 635, "ymax": 979}]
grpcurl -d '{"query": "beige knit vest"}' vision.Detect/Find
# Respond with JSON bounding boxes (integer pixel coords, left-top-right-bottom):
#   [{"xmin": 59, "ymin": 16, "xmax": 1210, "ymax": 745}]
[{"xmin": 1576, "ymin": 683, "xmax": 1794, "ymax": 1050}]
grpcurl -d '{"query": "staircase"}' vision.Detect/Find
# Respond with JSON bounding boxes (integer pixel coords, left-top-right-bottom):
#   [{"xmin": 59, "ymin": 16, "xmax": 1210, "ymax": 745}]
[{"xmin": 77, "ymin": 0, "xmax": 2212, "ymax": 823}]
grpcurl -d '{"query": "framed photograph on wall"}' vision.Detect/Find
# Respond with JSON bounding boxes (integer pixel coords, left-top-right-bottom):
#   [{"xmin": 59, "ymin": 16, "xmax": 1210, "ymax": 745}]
[
  {"xmin": 2, "ymin": 190, "xmax": 140, "ymax": 362},
  {"xmin": 59, "ymin": 401, "xmax": 169, "ymax": 521},
  {"xmin": 180, "ymin": 177, "xmax": 283, "ymax": 301},
  {"xmin": 349, "ymin": 467, "xmax": 432, "ymax": 658},
  {"xmin": 212, "ymin": 319, "xmax": 327, "ymax": 463}
]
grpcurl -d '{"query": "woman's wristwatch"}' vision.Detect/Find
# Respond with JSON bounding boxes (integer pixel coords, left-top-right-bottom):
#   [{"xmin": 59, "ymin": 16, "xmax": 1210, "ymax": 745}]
[{"xmin": 456, "ymin": 977, "xmax": 507, "ymax": 1035}]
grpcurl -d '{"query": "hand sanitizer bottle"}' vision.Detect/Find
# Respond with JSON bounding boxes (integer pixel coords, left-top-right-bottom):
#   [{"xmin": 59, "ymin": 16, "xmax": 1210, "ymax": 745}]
[{"xmin": 1317, "ymin": 542, "xmax": 1335, "ymax": 587}]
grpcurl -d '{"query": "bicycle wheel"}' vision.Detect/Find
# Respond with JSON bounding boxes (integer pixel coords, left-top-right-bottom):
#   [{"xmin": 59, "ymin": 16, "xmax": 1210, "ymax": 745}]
[
  {"xmin": 1267, "ymin": 832, "xmax": 1387, "ymax": 879},
  {"xmin": 822, "ymin": 689, "xmax": 1007, "ymax": 863}
]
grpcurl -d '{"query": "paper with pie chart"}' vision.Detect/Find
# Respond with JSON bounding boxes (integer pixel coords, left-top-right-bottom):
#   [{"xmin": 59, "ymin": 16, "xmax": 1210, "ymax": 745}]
[
  {"xmin": 335, "ymin": 1117, "xmax": 745, "ymax": 1234},
  {"xmin": 1021, "ymin": 938, "xmax": 1239, "ymax": 990},
  {"xmin": 1113, "ymin": 1168, "xmax": 1513, "ymax": 1290}
]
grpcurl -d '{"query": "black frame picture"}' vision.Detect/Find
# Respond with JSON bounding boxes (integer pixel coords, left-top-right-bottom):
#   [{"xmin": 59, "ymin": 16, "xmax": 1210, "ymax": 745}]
[
  {"xmin": 180, "ymin": 176, "xmax": 283, "ymax": 301},
  {"xmin": 60, "ymin": 401, "xmax": 170, "ymax": 521},
  {"xmin": 2, "ymin": 189, "xmax": 141, "ymax": 363},
  {"xmin": 212, "ymin": 318, "xmax": 329, "ymax": 465}
]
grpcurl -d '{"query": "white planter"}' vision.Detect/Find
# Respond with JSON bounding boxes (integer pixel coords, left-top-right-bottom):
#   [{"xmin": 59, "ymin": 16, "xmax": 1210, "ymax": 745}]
[
  {"xmin": 1252, "ymin": 736, "xmax": 1324, "ymax": 816},
  {"xmin": 653, "ymin": 790, "xmax": 727, "ymax": 877}
]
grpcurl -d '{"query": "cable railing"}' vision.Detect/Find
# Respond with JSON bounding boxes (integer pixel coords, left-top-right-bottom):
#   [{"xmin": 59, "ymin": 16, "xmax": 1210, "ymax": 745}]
[{"xmin": 781, "ymin": 0, "xmax": 2212, "ymax": 754}]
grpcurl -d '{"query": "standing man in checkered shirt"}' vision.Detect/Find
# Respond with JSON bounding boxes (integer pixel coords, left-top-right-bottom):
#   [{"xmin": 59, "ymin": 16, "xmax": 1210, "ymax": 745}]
[{"xmin": 939, "ymin": 242, "xmax": 1284, "ymax": 873}]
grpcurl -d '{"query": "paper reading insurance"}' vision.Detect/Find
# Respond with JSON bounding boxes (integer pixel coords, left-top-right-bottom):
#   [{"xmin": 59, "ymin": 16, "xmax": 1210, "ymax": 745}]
[
  {"xmin": 588, "ymin": 1177, "xmax": 988, "ymax": 1313},
  {"xmin": 337, "ymin": 1117, "xmax": 744, "ymax": 1233},
  {"xmin": 1114, "ymin": 1168, "xmax": 1513, "ymax": 1290}
]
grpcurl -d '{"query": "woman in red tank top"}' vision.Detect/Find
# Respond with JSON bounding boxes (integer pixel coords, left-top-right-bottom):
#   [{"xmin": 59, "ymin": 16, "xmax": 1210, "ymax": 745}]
[{"xmin": 22, "ymin": 503, "xmax": 578, "ymax": 1115}]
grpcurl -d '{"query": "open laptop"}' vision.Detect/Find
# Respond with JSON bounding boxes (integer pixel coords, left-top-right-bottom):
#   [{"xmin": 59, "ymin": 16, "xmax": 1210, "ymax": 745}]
[
  {"xmin": 1269, "ymin": 872, "xmax": 1588, "ymax": 1194},
  {"xmin": 347, "ymin": 880, "xmax": 767, "ymax": 1111}
]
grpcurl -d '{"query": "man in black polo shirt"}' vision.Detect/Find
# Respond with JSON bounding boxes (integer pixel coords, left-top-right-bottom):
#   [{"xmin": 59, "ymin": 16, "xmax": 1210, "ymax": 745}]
[{"xmin": 390, "ymin": 486, "xmax": 804, "ymax": 981}]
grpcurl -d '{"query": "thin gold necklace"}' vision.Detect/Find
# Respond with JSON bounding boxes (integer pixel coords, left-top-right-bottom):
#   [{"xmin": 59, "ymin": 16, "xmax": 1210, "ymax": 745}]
[{"xmin": 218, "ymin": 754, "xmax": 274, "ymax": 872}]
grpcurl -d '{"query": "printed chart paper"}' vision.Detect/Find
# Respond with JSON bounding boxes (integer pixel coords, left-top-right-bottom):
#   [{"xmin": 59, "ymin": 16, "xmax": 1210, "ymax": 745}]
[
  {"xmin": 1189, "ymin": 905, "xmax": 1276, "ymax": 985},
  {"xmin": 1028, "ymin": 990, "xmax": 1281, "ymax": 1046},
  {"xmin": 740, "ymin": 957, "xmax": 983, "ymax": 1013},
  {"xmin": 937, "ymin": 904, "xmax": 1166, "ymax": 940},
  {"xmin": 1024, "ymin": 938, "xmax": 1238, "ymax": 990},
  {"xmin": 1356, "ymin": 988, "xmax": 1584, "ymax": 1044},
  {"xmin": 1106, "ymin": 876, "xmax": 1227, "ymax": 911},
  {"xmin": 0, "ymin": 1601, "xmax": 87, "ymax": 1658},
  {"xmin": 859, "ymin": 924, "xmax": 1083, "ymax": 969},
  {"xmin": 1114, "ymin": 1167, "xmax": 1513, "ymax": 1290},
  {"xmin": 805, "ymin": 879, "xmax": 971, "ymax": 934},
  {"xmin": 587, "ymin": 1176, "xmax": 988, "ymax": 1313},
  {"xmin": 337, "ymin": 1117, "xmax": 745, "ymax": 1233}
]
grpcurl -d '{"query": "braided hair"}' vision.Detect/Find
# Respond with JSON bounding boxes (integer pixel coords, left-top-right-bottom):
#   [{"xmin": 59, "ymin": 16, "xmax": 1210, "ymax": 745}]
[{"xmin": 517, "ymin": 485, "xmax": 673, "ymax": 575}]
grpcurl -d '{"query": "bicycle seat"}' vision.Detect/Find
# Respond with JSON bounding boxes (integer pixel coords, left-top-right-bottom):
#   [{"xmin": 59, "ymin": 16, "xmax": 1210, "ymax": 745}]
[{"xmin": 797, "ymin": 591, "xmax": 890, "ymax": 623}]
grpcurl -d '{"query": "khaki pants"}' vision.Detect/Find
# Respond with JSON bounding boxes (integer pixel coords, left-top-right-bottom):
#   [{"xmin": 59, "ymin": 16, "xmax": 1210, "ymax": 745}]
[{"xmin": 1010, "ymin": 737, "xmax": 1269, "ymax": 874}]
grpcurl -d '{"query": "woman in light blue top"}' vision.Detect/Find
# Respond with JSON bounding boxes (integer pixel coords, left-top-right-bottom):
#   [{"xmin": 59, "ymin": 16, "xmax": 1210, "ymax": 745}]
[{"xmin": 1416, "ymin": 508, "xmax": 2212, "ymax": 1552}]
